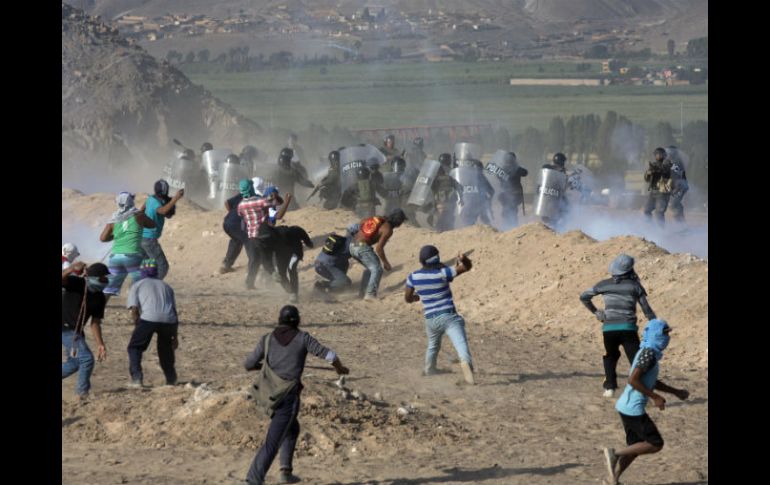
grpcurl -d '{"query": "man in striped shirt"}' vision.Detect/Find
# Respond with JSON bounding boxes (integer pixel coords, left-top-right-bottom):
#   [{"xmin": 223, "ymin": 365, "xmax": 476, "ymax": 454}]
[
  {"xmin": 237, "ymin": 185, "xmax": 292, "ymax": 289},
  {"xmin": 404, "ymin": 245, "xmax": 475, "ymax": 385}
]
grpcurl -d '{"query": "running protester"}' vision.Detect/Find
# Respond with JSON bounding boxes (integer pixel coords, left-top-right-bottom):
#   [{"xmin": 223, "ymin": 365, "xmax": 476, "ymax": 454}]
[{"xmin": 141, "ymin": 179, "xmax": 183, "ymax": 279}]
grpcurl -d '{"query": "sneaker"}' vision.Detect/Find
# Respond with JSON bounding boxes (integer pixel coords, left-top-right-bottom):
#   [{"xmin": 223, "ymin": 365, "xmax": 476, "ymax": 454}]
[
  {"xmin": 288, "ymin": 293, "xmax": 299, "ymax": 304},
  {"xmin": 603, "ymin": 389, "xmax": 616, "ymax": 398},
  {"xmin": 77, "ymin": 392, "xmax": 90, "ymax": 402},
  {"xmin": 279, "ymin": 470, "xmax": 300, "ymax": 484},
  {"xmin": 422, "ymin": 367, "xmax": 438, "ymax": 376},
  {"xmin": 128, "ymin": 379, "xmax": 144, "ymax": 389},
  {"xmin": 219, "ymin": 265, "xmax": 235, "ymax": 274},
  {"xmin": 363, "ymin": 294, "xmax": 377, "ymax": 301},
  {"xmin": 603, "ymin": 447, "xmax": 618, "ymax": 484},
  {"xmin": 459, "ymin": 361, "xmax": 475, "ymax": 385}
]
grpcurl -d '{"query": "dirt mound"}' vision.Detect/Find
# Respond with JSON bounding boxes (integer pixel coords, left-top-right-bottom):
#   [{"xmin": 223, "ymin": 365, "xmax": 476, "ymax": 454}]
[
  {"xmin": 62, "ymin": 3, "xmax": 261, "ymax": 168},
  {"xmin": 62, "ymin": 377, "xmax": 467, "ymax": 458}
]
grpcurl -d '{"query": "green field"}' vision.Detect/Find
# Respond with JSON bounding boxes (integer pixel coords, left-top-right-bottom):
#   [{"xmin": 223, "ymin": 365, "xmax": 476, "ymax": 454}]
[{"xmin": 183, "ymin": 61, "xmax": 708, "ymax": 133}]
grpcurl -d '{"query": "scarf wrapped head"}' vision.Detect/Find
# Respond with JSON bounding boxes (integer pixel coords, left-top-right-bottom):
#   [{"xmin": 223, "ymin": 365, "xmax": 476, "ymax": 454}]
[
  {"xmin": 110, "ymin": 192, "xmax": 140, "ymax": 223},
  {"xmin": 62, "ymin": 243, "xmax": 80, "ymax": 262},
  {"xmin": 140, "ymin": 258, "xmax": 159, "ymax": 279},
  {"xmin": 252, "ymin": 177, "xmax": 265, "ymax": 197},
  {"xmin": 239, "ymin": 179, "xmax": 255, "ymax": 199},
  {"xmin": 640, "ymin": 319, "xmax": 671, "ymax": 360}
]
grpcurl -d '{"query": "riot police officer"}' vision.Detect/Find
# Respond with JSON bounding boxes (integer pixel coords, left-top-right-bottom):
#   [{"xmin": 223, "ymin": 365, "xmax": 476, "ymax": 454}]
[
  {"xmin": 537, "ymin": 153, "xmax": 570, "ymax": 228},
  {"xmin": 354, "ymin": 165, "xmax": 378, "ymax": 218},
  {"xmin": 406, "ymin": 137, "xmax": 427, "ymax": 172},
  {"xmin": 275, "ymin": 147, "xmax": 314, "ymax": 210},
  {"xmin": 240, "ymin": 145, "xmax": 258, "ymax": 175},
  {"xmin": 315, "ymin": 150, "xmax": 342, "ymax": 210},
  {"xmin": 376, "ymin": 157, "xmax": 408, "ymax": 216},
  {"xmin": 666, "ymin": 145, "xmax": 688, "ymax": 224},
  {"xmin": 643, "ymin": 147, "xmax": 673, "ymax": 227},
  {"xmin": 379, "ymin": 134, "xmax": 401, "ymax": 171},
  {"xmin": 497, "ymin": 151, "xmax": 529, "ymax": 229},
  {"xmin": 429, "ymin": 153, "xmax": 463, "ymax": 232}
]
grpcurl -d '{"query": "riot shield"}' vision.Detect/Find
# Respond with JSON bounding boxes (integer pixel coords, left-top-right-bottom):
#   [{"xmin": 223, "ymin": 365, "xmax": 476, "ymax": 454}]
[
  {"xmin": 484, "ymin": 150, "xmax": 518, "ymax": 229},
  {"xmin": 339, "ymin": 144, "xmax": 386, "ymax": 194},
  {"xmin": 252, "ymin": 161, "xmax": 284, "ymax": 191},
  {"xmin": 534, "ymin": 168, "xmax": 568, "ymax": 219},
  {"xmin": 201, "ymin": 149, "xmax": 233, "ymax": 201},
  {"xmin": 380, "ymin": 172, "xmax": 403, "ymax": 215},
  {"xmin": 400, "ymin": 166, "xmax": 419, "ymax": 193},
  {"xmin": 163, "ymin": 156, "xmax": 198, "ymax": 192},
  {"xmin": 453, "ymin": 142, "xmax": 483, "ymax": 163},
  {"xmin": 212, "ymin": 162, "xmax": 251, "ymax": 208},
  {"xmin": 407, "ymin": 159, "xmax": 441, "ymax": 207},
  {"xmin": 450, "ymin": 165, "xmax": 494, "ymax": 228}
]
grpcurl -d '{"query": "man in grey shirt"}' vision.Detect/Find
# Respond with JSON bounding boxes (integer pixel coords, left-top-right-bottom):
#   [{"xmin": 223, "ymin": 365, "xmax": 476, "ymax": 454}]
[
  {"xmin": 580, "ymin": 253, "xmax": 657, "ymax": 398},
  {"xmin": 239, "ymin": 305, "xmax": 349, "ymax": 485},
  {"xmin": 126, "ymin": 258, "xmax": 179, "ymax": 387}
]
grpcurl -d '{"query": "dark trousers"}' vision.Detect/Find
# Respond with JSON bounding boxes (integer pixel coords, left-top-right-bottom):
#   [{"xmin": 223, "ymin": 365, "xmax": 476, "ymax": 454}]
[
  {"xmin": 127, "ymin": 320, "xmax": 178, "ymax": 384},
  {"xmin": 434, "ymin": 203, "xmax": 456, "ymax": 232},
  {"xmin": 669, "ymin": 193, "xmax": 686, "ymax": 222},
  {"xmin": 223, "ymin": 223, "xmax": 248, "ymax": 269},
  {"xmin": 245, "ymin": 238, "xmax": 262, "ymax": 287},
  {"xmin": 276, "ymin": 250, "xmax": 300, "ymax": 295},
  {"xmin": 256, "ymin": 225, "xmax": 278, "ymax": 275},
  {"xmin": 643, "ymin": 192, "xmax": 670, "ymax": 226},
  {"xmin": 602, "ymin": 330, "xmax": 640, "ymax": 390},
  {"xmin": 500, "ymin": 203, "xmax": 522, "ymax": 230},
  {"xmin": 246, "ymin": 390, "xmax": 301, "ymax": 483}
]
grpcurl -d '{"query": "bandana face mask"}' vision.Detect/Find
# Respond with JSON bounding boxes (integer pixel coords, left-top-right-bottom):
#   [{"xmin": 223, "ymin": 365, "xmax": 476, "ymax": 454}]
[{"xmin": 87, "ymin": 277, "xmax": 108, "ymax": 292}]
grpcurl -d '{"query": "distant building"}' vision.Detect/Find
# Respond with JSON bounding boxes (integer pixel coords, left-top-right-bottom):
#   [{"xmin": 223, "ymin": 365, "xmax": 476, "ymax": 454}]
[{"xmin": 509, "ymin": 78, "xmax": 601, "ymax": 86}]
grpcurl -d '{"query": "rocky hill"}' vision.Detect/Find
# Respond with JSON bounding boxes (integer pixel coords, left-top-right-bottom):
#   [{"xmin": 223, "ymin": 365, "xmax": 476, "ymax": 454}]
[{"xmin": 62, "ymin": 3, "xmax": 262, "ymax": 168}]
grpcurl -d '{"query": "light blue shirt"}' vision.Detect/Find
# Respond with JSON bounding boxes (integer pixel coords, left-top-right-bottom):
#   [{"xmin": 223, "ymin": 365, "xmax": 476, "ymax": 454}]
[
  {"xmin": 142, "ymin": 196, "xmax": 165, "ymax": 239},
  {"xmin": 615, "ymin": 348, "xmax": 659, "ymax": 416}
]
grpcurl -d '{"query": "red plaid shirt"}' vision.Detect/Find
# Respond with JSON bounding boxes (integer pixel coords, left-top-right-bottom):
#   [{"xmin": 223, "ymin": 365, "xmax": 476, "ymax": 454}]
[{"xmin": 237, "ymin": 197, "xmax": 277, "ymax": 238}]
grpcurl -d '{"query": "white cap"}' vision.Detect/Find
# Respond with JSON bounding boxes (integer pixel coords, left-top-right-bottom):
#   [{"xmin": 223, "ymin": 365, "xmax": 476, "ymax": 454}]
[
  {"xmin": 62, "ymin": 243, "xmax": 80, "ymax": 261},
  {"xmin": 252, "ymin": 177, "xmax": 265, "ymax": 197}
]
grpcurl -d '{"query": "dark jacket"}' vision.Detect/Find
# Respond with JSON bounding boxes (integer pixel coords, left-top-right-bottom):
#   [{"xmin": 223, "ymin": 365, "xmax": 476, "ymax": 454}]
[{"xmin": 244, "ymin": 328, "xmax": 335, "ymax": 383}]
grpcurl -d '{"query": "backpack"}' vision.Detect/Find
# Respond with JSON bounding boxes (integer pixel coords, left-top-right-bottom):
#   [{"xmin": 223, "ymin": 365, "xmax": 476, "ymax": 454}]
[
  {"xmin": 360, "ymin": 216, "xmax": 386, "ymax": 244},
  {"xmin": 248, "ymin": 334, "xmax": 298, "ymax": 417},
  {"xmin": 322, "ymin": 233, "xmax": 347, "ymax": 255}
]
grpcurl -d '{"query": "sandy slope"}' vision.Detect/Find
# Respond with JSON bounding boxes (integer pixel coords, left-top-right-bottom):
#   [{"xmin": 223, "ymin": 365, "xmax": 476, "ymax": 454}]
[{"xmin": 62, "ymin": 189, "xmax": 707, "ymax": 484}]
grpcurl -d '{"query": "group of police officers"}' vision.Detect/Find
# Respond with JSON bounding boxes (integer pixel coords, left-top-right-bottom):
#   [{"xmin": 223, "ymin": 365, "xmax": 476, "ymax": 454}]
[{"xmin": 163, "ymin": 134, "xmax": 689, "ymax": 233}]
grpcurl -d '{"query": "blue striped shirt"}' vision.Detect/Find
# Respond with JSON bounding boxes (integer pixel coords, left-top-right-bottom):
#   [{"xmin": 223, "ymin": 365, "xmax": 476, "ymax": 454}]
[{"xmin": 406, "ymin": 265, "xmax": 457, "ymax": 318}]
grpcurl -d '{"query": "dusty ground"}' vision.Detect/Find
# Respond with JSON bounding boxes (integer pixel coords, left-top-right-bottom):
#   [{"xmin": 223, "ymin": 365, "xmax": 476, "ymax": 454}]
[{"xmin": 62, "ymin": 189, "xmax": 708, "ymax": 484}]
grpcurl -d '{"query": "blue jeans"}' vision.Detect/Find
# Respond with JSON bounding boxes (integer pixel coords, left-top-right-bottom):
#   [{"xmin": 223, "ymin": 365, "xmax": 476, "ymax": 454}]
[
  {"xmin": 62, "ymin": 329, "xmax": 95, "ymax": 396},
  {"xmin": 141, "ymin": 238, "xmax": 169, "ymax": 279},
  {"xmin": 106, "ymin": 253, "xmax": 144, "ymax": 296},
  {"xmin": 349, "ymin": 242, "xmax": 382, "ymax": 297},
  {"xmin": 314, "ymin": 262, "xmax": 352, "ymax": 290},
  {"xmin": 424, "ymin": 312, "xmax": 472, "ymax": 373},
  {"xmin": 246, "ymin": 390, "xmax": 301, "ymax": 483}
]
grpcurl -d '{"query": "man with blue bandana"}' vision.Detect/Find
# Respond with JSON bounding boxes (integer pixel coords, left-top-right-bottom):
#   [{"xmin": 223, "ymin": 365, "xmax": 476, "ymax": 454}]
[{"xmin": 602, "ymin": 319, "xmax": 689, "ymax": 485}]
